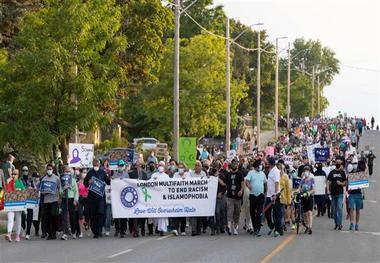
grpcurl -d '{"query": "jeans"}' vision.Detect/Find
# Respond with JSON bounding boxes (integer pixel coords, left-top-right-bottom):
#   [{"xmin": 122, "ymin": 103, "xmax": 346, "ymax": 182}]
[
  {"xmin": 332, "ymin": 194, "xmax": 344, "ymax": 226},
  {"xmin": 61, "ymin": 198, "xmax": 77, "ymax": 235},
  {"xmin": 105, "ymin": 204, "xmax": 112, "ymax": 232},
  {"xmin": 26, "ymin": 208, "xmax": 40, "ymax": 235},
  {"xmin": 265, "ymin": 197, "xmax": 283, "ymax": 234},
  {"xmin": 215, "ymin": 196, "xmax": 227, "ymax": 232}
]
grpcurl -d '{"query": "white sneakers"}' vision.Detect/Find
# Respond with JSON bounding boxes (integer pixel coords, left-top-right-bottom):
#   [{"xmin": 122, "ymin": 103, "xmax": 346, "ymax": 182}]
[
  {"xmin": 25, "ymin": 234, "xmax": 30, "ymax": 240},
  {"xmin": 181, "ymin": 232, "xmax": 186, "ymax": 236},
  {"xmin": 79, "ymin": 233, "xmax": 83, "ymax": 239},
  {"xmin": 233, "ymin": 228, "xmax": 238, "ymax": 235},
  {"xmin": 172, "ymin": 230, "xmax": 179, "ymax": 236},
  {"xmin": 61, "ymin": 234, "xmax": 68, "ymax": 241},
  {"xmin": 105, "ymin": 231, "xmax": 110, "ymax": 237},
  {"xmin": 72, "ymin": 233, "xmax": 77, "ymax": 239}
]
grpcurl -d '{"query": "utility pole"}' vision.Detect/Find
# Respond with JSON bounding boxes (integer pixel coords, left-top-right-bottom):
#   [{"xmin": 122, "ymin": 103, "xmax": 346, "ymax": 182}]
[
  {"xmin": 225, "ymin": 17, "xmax": 231, "ymax": 152},
  {"xmin": 173, "ymin": 0, "xmax": 180, "ymax": 161},
  {"xmin": 287, "ymin": 42, "xmax": 291, "ymax": 130},
  {"xmin": 274, "ymin": 38, "xmax": 279, "ymax": 139},
  {"xmin": 317, "ymin": 75, "xmax": 320, "ymax": 115},
  {"xmin": 311, "ymin": 66, "xmax": 315, "ymax": 117},
  {"xmin": 256, "ymin": 30, "xmax": 261, "ymax": 150}
]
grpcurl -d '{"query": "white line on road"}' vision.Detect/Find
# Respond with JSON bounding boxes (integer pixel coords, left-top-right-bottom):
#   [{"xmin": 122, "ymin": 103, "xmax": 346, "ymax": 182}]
[
  {"xmin": 156, "ymin": 234, "xmax": 173, "ymax": 241},
  {"xmin": 364, "ymin": 200, "xmax": 378, "ymax": 203},
  {"xmin": 341, "ymin": 231, "xmax": 380, "ymax": 236},
  {"xmin": 108, "ymin": 249, "xmax": 133, "ymax": 258}
]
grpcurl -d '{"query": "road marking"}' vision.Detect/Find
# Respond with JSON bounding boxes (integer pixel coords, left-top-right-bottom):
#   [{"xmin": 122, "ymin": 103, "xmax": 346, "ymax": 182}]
[
  {"xmin": 108, "ymin": 249, "xmax": 133, "ymax": 258},
  {"xmin": 364, "ymin": 200, "xmax": 378, "ymax": 203},
  {"xmin": 341, "ymin": 230, "xmax": 380, "ymax": 236},
  {"xmin": 259, "ymin": 233, "xmax": 296, "ymax": 263},
  {"xmin": 156, "ymin": 234, "xmax": 173, "ymax": 240},
  {"xmin": 369, "ymin": 180, "xmax": 377, "ymax": 183}
]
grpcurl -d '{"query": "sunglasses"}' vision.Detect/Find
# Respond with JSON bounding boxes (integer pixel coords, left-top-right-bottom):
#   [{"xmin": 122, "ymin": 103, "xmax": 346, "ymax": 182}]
[{"xmin": 12, "ymin": 173, "xmax": 17, "ymax": 175}]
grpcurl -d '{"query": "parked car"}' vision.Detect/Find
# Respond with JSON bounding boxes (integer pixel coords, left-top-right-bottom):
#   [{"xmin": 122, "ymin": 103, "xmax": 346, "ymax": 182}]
[{"xmin": 133, "ymin": 137, "xmax": 159, "ymax": 151}]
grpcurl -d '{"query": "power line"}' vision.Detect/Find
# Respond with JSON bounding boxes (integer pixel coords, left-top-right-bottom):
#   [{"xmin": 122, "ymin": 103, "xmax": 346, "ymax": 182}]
[{"xmin": 340, "ymin": 64, "xmax": 380, "ymax": 73}]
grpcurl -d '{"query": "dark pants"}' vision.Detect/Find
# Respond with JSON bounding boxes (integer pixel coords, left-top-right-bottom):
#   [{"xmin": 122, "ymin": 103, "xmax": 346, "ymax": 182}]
[
  {"xmin": 88, "ymin": 199, "xmax": 105, "ymax": 236},
  {"xmin": 78, "ymin": 196, "xmax": 89, "ymax": 223},
  {"xmin": 61, "ymin": 198, "xmax": 77, "ymax": 235},
  {"xmin": 114, "ymin": 219, "xmax": 127, "ymax": 235},
  {"xmin": 174, "ymin": 217, "xmax": 187, "ymax": 233},
  {"xmin": 26, "ymin": 208, "xmax": 40, "ymax": 235},
  {"xmin": 265, "ymin": 197, "xmax": 283, "ymax": 234},
  {"xmin": 191, "ymin": 217, "xmax": 202, "ymax": 234},
  {"xmin": 369, "ymin": 165, "xmax": 373, "ymax": 175},
  {"xmin": 43, "ymin": 202, "xmax": 58, "ymax": 238},
  {"xmin": 314, "ymin": 195, "xmax": 326, "ymax": 216},
  {"xmin": 249, "ymin": 194, "xmax": 265, "ymax": 232},
  {"xmin": 215, "ymin": 196, "xmax": 227, "ymax": 233}
]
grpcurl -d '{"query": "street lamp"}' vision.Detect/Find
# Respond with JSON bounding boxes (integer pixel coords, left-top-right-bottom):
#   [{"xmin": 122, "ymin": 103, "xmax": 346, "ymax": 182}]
[{"xmin": 275, "ymin": 36, "xmax": 287, "ymax": 139}]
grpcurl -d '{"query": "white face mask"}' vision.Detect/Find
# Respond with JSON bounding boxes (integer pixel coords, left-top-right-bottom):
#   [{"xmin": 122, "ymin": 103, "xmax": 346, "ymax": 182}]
[
  {"xmin": 94, "ymin": 166, "xmax": 99, "ymax": 172},
  {"xmin": 304, "ymin": 171, "xmax": 310, "ymax": 177},
  {"xmin": 178, "ymin": 168, "xmax": 184, "ymax": 174},
  {"xmin": 158, "ymin": 166, "xmax": 165, "ymax": 173},
  {"xmin": 47, "ymin": 170, "xmax": 53, "ymax": 176}
]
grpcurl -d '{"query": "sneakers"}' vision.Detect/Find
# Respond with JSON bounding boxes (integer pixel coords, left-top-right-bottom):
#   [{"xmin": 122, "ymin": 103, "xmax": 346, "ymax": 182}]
[
  {"xmin": 291, "ymin": 224, "xmax": 296, "ymax": 230},
  {"xmin": 172, "ymin": 230, "xmax": 179, "ymax": 236},
  {"xmin": 349, "ymin": 223, "xmax": 354, "ymax": 231},
  {"xmin": 5, "ymin": 233, "xmax": 12, "ymax": 242},
  {"xmin": 338, "ymin": 225, "xmax": 343, "ymax": 231},
  {"xmin": 273, "ymin": 231, "xmax": 280, "ymax": 237},
  {"xmin": 267, "ymin": 229, "xmax": 273, "ymax": 236},
  {"xmin": 61, "ymin": 234, "xmax": 68, "ymax": 241},
  {"xmin": 233, "ymin": 227, "xmax": 238, "ymax": 235},
  {"xmin": 227, "ymin": 227, "xmax": 232, "ymax": 235},
  {"xmin": 355, "ymin": 224, "xmax": 359, "ymax": 231},
  {"xmin": 105, "ymin": 231, "xmax": 110, "ymax": 237},
  {"xmin": 79, "ymin": 233, "xmax": 83, "ymax": 239},
  {"xmin": 181, "ymin": 232, "xmax": 186, "ymax": 236},
  {"xmin": 25, "ymin": 234, "xmax": 30, "ymax": 240},
  {"xmin": 72, "ymin": 233, "xmax": 77, "ymax": 239},
  {"xmin": 15, "ymin": 235, "xmax": 21, "ymax": 242}
]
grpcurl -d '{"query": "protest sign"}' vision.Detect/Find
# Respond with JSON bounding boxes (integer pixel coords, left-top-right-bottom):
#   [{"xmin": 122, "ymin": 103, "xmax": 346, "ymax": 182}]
[
  {"xmin": 40, "ymin": 180, "xmax": 57, "ymax": 194},
  {"xmin": 265, "ymin": 146, "xmax": 275, "ymax": 157},
  {"xmin": 89, "ymin": 177, "xmax": 106, "ymax": 197},
  {"xmin": 68, "ymin": 143, "xmax": 94, "ymax": 168},
  {"xmin": 292, "ymin": 178, "xmax": 302, "ymax": 190},
  {"xmin": 348, "ymin": 171, "xmax": 369, "ymax": 190},
  {"xmin": 4, "ymin": 191, "xmax": 26, "ymax": 212},
  {"xmin": 155, "ymin": 143, "xmax": 168, "ymax": 158},
  {"xmin": 314, "ymin": 176, "xmax": 326, "ymax": 195},
  {"xmin": 61, "ymin": 174, "xmax": 72, "ymax": 189},
  {"xmin": 111, "ymin": 177, "xmax": 218, "ymax": 218},
  {"xmin": 179, "ymin": 137, "xmax": 197, "ymax": 169},
  {"xmin": 226, "ymin": 150, "xmax": 236, "ymax": 161},
  {"xmin": 314, "ymin": 148, "xmax": 330, "ymax": 162},
  {"xmin": 238, "ymin": 142, "xmax": 253, "ymax": 157},
  {"xmin": 108, "ymin": 148, "xmax": 135, "ymax": 170},
  {"xmin": 25, "ymin": 189, "xmax": 39, "ymax": 209},
  {"xmin": 307, "ymin": 143, "xmax": 319, "ymax": 163},
  {"xmin": 283, "ymin": 155, "xmax": 294, "ymax": 166}
]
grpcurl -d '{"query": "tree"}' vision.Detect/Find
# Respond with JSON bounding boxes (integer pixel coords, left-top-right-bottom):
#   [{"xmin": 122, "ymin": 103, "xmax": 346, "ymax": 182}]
[
  {"xmin": 125, "ymin": 34, "xmax": 247, "ymax": 143},
  {"xmin": 0, "ymin": 0, "xmax": 126, "ymax": 162}
]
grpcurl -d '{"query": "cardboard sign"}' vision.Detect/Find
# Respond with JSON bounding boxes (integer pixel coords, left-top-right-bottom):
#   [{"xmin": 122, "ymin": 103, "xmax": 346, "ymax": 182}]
[
  {"xmin": 108, "ymin": 148, "xmax": 135, "ymax": 170},
  {"xmin": 314, "ymin": 148, "xmax": 330, "ymax": 162},
  {"xmin": 25, "ymin": 188, "xmax": 40, "ymax": 209},
  {"xmin": 4, "ymin": 191, "xmax": 27, "ymax": 212},
  {"xmin": 88, "ymin": 177, "xmax": 106, "ymax": 197},
  {"xmin": 155, "ymin": 143, "xmax": 168, "ymax": 158},
  {"xmin": 61, "ymin": 174, "xmax": 72, "ymax": 188},
  {"xmin": 238, "ymin": 142, "xmax": 253, "ymax": 157},
  {"xmin": 179, "ymin": 137, "xmax": 197, "ymax": 169},
  {"xmin": 68, "ymin": 143, "xmax": 94, "ymax": 168},
  {"xmin": 283, "ymin": 155, "xmax": 294, "ymax": 166},
  {"xmin": 226, "ymin": 150, "xmax": 236, "ymax": 161}
]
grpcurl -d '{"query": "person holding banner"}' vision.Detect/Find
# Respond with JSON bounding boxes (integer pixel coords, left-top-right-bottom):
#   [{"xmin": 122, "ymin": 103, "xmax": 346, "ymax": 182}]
[
  {"xmin": 190, "ymin": 161, "xmax": 207, "ymax": 236},
  {"xmin": 5, "ymin": 169, "xmax": 26, "ymax": 242},
  {"xmin": 40, "ymin": 164, "xmax": 62, "ymax": 240},
  {"xmin": 25, "ymin": 172, "xmax": 41, "ymax": 240},
  {"xmin": 112, "ymin": 160, "xmax": 129, "ymax": 238},
  {"xmin": 151, "ymin": 161, "xmax": 170, "ymax": 236},
  {"xmin": 172, "ymin": 162, "xmax": 189, "ymax": 236},
  {"xmin": 84, "ymin": 159, "xmax": 110, "ymax": 238},
  {"xmin": 347, "ymin": 161, "xmax": 366, "ymax": 231}
]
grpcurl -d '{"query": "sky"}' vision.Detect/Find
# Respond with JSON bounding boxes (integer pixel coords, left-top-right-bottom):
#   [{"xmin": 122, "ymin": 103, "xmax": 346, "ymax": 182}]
[{"xmin": 213, "ymin": 0, "xmax": 380, "ymax": 124}]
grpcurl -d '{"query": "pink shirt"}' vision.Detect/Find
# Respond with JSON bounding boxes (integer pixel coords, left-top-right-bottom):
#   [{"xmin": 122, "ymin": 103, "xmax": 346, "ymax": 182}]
[{"xmin": 78, "ymin": 181, "xmax": 89, "ymax": 198}]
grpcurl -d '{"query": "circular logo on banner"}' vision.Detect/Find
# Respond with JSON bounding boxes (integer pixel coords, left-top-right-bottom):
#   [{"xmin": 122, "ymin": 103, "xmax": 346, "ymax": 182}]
[{"xmin": 120, "ymin": 186, "xmax": 139, "ymax": 208}]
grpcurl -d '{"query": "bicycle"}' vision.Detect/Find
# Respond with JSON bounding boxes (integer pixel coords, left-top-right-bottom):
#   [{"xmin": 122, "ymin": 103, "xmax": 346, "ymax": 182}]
[{"xmin": 293, "ymin": 191, "xmax": 304, "ymax": 234}]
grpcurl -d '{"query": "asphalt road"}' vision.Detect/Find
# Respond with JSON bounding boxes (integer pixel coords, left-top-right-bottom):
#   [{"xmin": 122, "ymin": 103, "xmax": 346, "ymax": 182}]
[{"xmin": 0, "ymin": 130, "xmax": 379, "ymax": 263}]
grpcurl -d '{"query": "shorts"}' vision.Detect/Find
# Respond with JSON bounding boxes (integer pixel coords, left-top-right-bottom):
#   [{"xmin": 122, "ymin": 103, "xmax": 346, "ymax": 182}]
[
  {"xmin": 301, "ymin": 196, "xmax": 314, "ymax": 212},
  {"xmin": 348, "ymin": 193, "xmax": 363, "ymax": 210}
]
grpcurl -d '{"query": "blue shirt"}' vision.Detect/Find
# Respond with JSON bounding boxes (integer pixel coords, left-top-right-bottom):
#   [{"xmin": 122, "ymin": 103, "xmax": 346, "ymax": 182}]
[{"xmin": 245, "ymin": 170, "xmax": 267, "ymax": 196}]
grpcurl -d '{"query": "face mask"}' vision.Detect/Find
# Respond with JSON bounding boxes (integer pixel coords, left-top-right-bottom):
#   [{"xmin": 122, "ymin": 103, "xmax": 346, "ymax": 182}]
[
  {"xmin": 47, "ymin": 170, "xmax": 53, "ymax": 176},
  {"xmin": 94, "ymin": 166, "xmax": 99, "ymax": 172},
  {"xmin": 75, "ymin": 170, "xmax": 80, "ymax": 175},
  {"xmin": 304, "ymin": 171, "xmax": 310, "ymax": 177},
  {"xmin": 23, "ymin": 171, "xmax": 28, "ymax": 176},
  {"xmin": 178, "ymin": 168, "xmax": 184, "ymax": 174},
  {"xmin": 149, "ymin": 166, "xmax": 155, "ymax": 172},
  {"xmin": 158, "ymin": 166, "xmax": 165, "ymax": 173},
  {"xmin": 118, "ymin": 166, "xmax": 125, "ymax": 172},
  {"xmin": 335, "ymin": 164, "xmax": 341, "ymax": 169},
  {"xmin": 169, "ymin": 165, "xmax": 176, "ymax": 171},
  {"xmin": 259, "ymin": 165, "xmax": 263, "ymax": 171}
]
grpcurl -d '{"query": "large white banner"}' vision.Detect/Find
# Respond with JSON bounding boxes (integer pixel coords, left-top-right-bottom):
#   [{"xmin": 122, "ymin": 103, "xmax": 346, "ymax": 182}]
[
  {"xmin": 111, "ymin": 177, "xmax": 218, "ymax": 218},
  {"xmin": 314, "ymin": 176, "xmax": 326, "ymax": 195}
]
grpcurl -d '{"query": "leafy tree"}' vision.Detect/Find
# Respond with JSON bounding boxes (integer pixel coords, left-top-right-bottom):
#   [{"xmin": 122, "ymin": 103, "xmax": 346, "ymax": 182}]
[
  {"xmin": 0, "ymin": 0, "xmax": 126, "ymax": 162},
  {"xmin": 125, "ymin": 34, "xmax": 247, "ymax": 143}
]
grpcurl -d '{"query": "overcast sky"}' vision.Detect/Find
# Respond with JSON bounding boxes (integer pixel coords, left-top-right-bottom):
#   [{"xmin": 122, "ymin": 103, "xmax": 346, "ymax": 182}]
[{"xmin": 214, "ymin": 0, "xmax": 380, "ymax": 124}]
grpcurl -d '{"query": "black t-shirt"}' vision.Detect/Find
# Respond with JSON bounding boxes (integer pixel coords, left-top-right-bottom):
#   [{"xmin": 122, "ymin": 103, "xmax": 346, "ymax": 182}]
[
  {"xmin": 225, "ymin": 169, "xmax": 245, "ymax": 200},
  {"xmin": 327, "ymin": 169, "xmax": 347, "ymax": 195},
  {"xmin": 217, "ymin": 170, "xmax": 227, "ymax": 196}
]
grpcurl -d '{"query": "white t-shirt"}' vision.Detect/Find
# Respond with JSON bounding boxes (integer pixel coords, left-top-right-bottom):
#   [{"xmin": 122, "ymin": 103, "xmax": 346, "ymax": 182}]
[
  {"xmin": 173, "ymin": 172, "xmax": 190, "ymax": 179},
  {"xmin": 151, "ymin": 172, "xmax": 169, "ymax": 180},
  {"xmin": 267, "ymin": 167, "xmax": 281, "ymax": 197},
  {"xmin": 190, "ymin": 170, "xmax": 206, "ymax": 178}
]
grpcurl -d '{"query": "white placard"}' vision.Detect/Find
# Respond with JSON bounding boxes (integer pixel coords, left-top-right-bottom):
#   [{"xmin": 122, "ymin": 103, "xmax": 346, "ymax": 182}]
[
  {"xmin": 283, "ymin": 155, "xmax": 294, "ymax": 166},
  {"xmin": 68, "ymin": 143, "xmax": 94, "ymax": 168},
  {"xmin": 111, "ymin": 177, "xmax": 218, "ymax": 218},
  {"xmin": 314, "ymin": 176, "xmax": 326, "ymax": 195},
  {"xmin": 227, "ymin": 150, "xmax": 236, "ymax": 161}
]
